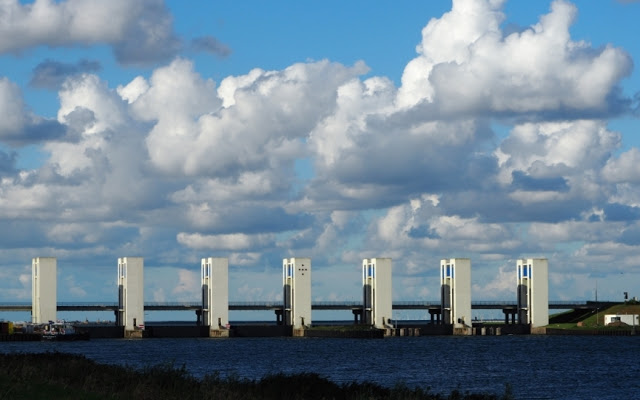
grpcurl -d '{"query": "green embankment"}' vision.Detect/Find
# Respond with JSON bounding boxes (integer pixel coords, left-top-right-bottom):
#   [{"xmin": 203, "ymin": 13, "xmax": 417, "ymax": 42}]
[
  {"xmin": 0, "ymin": 352, "xmax": 513, "ymax": 400},
  {"xmin": 548, "ymin": 302, "xmax": 640, "ymax": 330}
]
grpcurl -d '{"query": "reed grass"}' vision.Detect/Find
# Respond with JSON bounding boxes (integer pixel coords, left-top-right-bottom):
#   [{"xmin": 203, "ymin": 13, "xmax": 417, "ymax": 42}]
[{"xmin": 0, "ymin": 352, "xmax": 512, "ymax": 400}]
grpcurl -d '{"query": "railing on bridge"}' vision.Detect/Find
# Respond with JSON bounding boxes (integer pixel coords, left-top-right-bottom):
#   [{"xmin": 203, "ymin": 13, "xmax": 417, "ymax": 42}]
[
  {"xmin": 549, "ymin": 301, "xmax": 589, "ymax": 306},
  {"xmin": 0, "ymin": 300, "xmax": 601, "ymax": 312},
  {"xmin": 391, "ymin": 301, "xmax": 441, "ymax": 310},
  {"xmin": 310, "ymin": 301, "xmax": 361, "ymax": 310},
  {"xmin": 548, "ymin": 300, "xmax": 597, "ymax": 309},
  {"xmin": 144, "ymin": 302, "xmax": 201, "ymax": 310}
]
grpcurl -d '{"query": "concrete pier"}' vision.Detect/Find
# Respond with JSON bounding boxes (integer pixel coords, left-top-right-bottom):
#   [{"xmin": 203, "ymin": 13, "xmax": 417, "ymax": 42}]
[
  {"xmin": 32, "ymin": 257, "xmax": 57, "ymax": 324},
  {"xmin": 117, "ymin": 257, "xmax": 144, "ymax": 334},
  {"xmin": 362, "ymin": 258, "xmax": 392, "ymax": 329},
  {"xmin": 517, "ymin": 258, "xmax": 549, "ymax": 327},
  {"xmin": 201, "ymin": 257, "xmax": 229, "ymax": 337},
  {"xmin": 283, "ymin": 258, "xmax": 311, "ymax": 329},
  {"xmin": 441, "ymin": 258, "xmax": 471, "ymax": 329},
  {"xmin": 502, "ymin": 308, "xmax": 517, "ymax": 324},
  {"xmin": 472, "ymin": 326, "xmax": 502, "ymax": 336},
  {"xmin": 428, "ymin": 308, "xmax": 441, "ymax": 324}
]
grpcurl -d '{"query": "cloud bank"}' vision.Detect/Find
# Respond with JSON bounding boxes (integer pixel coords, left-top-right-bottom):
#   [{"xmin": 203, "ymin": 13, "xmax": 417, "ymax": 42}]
[
  {"xmin": 0, "ymin": 0, "xmax": 229, "ymax": 65},
  {"xmin": 0, "ymin": 0, "xmax": 638, "ymax": 306}
]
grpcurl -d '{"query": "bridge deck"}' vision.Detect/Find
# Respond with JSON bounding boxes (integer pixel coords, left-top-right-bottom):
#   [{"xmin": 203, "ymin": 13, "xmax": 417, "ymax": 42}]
[{"xmin": 0, "ymin": 300, "xmax": 608, "ymax": 312}]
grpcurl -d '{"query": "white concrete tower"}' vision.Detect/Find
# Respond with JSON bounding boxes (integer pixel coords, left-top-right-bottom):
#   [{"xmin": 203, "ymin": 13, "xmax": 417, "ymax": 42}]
[
  {"xmin": 362, "ymin": 258, "xmax": 392, "ymax": 329},
  {"xmin": 32, "ymin": 257, "xmax": 57, "ymax": 323},
  {"xmin": 117, "ymin": 257, "xmax": 144, "ymax": 331},
  {"xmin": 201, "ymin": 257, "xmax": 229, "ymax": 329},
  {"xmin": 517, "ymin": 258, "xmax": 549, "ymax": 327},
  {"xmin": 440, "ymin": 258, "xmax": 471, "ymax": 328},
  {"xmin": 282, "ymin": 257, "xmax": 311, "ymax": 328}
]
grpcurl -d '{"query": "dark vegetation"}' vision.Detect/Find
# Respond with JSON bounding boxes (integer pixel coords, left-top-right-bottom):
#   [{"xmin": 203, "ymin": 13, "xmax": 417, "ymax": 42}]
[{"xmin": 0, "ymin": 352, "xmax": 513, "ymax": 400}]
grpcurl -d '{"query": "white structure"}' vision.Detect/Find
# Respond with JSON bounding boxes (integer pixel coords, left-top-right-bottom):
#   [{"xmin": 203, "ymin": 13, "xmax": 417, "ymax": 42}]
[
  {"xmin": 117, "ymin": 257, "xmax": 144, "ymax": 331},
  {"xmin": 32, "ymin": 257, "xmax": 57, "ymax": 324},
  {"xmin": 440, "ymin": 258, "xmax": 471, "ymax": 328},
  {"xmin": 201, "ymin": 257, "xmax": 229, "ymax": 329},
  {"xmin": 362, "ymin": 258, "xmax": 392, "ymax": 329},
  {"xmin": 517, "ymin": 258, "xmax": 549, "ymax": 327},
  {"xmin": 604, "ymin": 314, "xmax": 639, "ymax": 326},
  {"xmin": 283, "ymin": 257, "xmax": 311, "ymax": 328}
]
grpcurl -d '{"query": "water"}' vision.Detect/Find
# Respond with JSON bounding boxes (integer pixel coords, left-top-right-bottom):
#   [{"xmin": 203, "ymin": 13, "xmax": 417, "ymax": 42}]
[{"xmin": 2, "ymin": 335, "xmax": 639, "ymax": 399}]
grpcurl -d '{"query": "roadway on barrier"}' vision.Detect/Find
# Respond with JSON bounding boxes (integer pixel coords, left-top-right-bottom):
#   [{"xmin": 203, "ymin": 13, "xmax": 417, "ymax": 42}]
[{"xmin": 0, "ymin": 300, "xmax": 608, "ymax": 312}]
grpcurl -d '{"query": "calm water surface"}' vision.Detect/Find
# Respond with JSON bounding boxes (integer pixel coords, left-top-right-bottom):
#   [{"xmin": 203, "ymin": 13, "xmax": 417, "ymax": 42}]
[{"xmin": 2, "ymin": 335, "xmax": 639, "ymax": 399}]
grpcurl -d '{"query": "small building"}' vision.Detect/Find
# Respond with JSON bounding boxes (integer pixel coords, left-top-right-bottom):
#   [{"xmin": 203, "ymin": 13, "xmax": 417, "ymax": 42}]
[
  {"xmin": 516, "ymin": 258, "xmax": 548, "ymax": 327},
  {"xmin": 362, "ymin": 258, "xmax": 392, "ymax": 329},
  {"xmin": 604, "ymin": 314, "xmax": 639, "ymax": 326},
  {"xmin": 117, "ymin": 257, "xmax": 144, "ymax": 331},
  {"xmin": 201, "ymin": 257, "xmax": 229, "ymax": 329},
  {"xmin": 283, "ymin": 257, "xmax": 311, "ymax": 328},
  {"xmin": 440, "ymin": 258, "xmax": 471, "ymax": 328},
  {"xmin": 32, "ymin": 257, "xmax": 57, "ymax": 324}
]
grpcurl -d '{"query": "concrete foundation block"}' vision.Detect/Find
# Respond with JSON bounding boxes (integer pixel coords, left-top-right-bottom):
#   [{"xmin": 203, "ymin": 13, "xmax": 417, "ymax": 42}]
[{"xmin": 210, "ymin": 329, "xmax": 230, "ymax": 338}]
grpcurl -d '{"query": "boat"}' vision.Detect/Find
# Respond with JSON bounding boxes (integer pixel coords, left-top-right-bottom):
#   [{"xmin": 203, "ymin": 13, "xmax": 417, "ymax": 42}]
[{"xmin": 41, "ymin": 321, "xmax": 90, "ymax": 341}]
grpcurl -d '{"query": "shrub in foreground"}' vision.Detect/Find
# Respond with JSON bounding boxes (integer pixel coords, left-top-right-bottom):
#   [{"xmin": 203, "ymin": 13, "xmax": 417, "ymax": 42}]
[{"xmin": 0, "ymin": 352, "xmax": 512, "ymax": 400}]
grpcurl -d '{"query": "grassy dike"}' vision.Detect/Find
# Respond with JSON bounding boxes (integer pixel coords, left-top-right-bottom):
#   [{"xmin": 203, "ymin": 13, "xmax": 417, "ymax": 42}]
[
  {"xmin": 547, "ymin": 302, "xmax": 640, "ymax": 332},
  {"xmin": 0, "ymin": 352, "xmax": 513, "ymax": 400}
]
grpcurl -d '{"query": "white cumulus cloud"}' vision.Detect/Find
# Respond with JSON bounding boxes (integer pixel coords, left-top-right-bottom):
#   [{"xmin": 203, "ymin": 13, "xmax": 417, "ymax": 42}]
[{"xmin": 0, "ymin": 0, "xmax": 181, "ymax": 64}]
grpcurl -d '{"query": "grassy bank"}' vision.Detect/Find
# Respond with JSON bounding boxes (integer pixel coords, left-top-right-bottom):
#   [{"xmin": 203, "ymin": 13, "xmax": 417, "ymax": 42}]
[
  {"xmin": 0, "ymin": 352, "xmax": 512, "ymax": 400},
  {"xmin": 548, "ymin": 302, "xmax": 640, "ymax": 331}
]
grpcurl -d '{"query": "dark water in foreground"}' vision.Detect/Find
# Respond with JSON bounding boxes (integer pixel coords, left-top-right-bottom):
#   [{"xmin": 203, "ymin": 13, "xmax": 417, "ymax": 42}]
[{"xmin": 2, "ymin": 335, "xmax": 639, "ymax": 399}]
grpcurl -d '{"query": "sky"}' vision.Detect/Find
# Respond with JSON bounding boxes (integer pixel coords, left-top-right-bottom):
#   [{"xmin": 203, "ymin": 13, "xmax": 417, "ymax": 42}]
[{"xmin": 1, "ymin": 0, "xmax": 640, "ymax": 322}]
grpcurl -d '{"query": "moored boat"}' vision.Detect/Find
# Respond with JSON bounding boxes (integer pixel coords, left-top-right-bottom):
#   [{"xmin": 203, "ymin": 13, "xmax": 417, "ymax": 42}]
[{"xmin": 41, "ymin": 321, "xmax": 90, "ymax": 341}]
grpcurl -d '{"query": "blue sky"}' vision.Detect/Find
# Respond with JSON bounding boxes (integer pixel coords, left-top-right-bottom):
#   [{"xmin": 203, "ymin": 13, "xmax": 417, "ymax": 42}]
[{"xmin": 1, "ymin": 0, "xmax": 640, "ymax": 322}]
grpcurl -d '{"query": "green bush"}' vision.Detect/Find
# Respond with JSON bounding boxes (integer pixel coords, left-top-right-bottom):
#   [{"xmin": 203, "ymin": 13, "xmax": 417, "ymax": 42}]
[{"xmin": 0, "ymin": 352, "xmax": 510, "ymax": 400}]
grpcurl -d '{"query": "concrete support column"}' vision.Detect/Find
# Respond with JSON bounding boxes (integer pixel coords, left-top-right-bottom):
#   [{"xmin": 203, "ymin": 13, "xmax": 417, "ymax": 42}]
[
  {"xmin": 201, "ymin": 258, "xmax": 229, "ymax": 329},
  {"xmin": 362, "ymin": 258, "xmax": 392, "ymax": 329},
  {"xmin": 32, "ymin": 257, "xmax": 57, "ymax": 324},
  {"xmin": 440, "ymin": 258, "xmax": 471, "ymax": 328},
  {"xmin": 352, "ymin": 308, "xmax": 362, "ymax": 324},
  {"xmin": 429, "ymin": 308, "xmax": 441, "ymax": 325},
  {"xmin": 516, "ymin": 258, "xmax": 549, "ymax": 328},
  {"xmin": 283, "ymin": 258, "xmax": 311, "ymax": 329},
  {"xmin": 117, "ymin": 257, "xmax": 144, "ymax": 332},
  {"xmin": 274, "ymin": 309, "xmax": 283, "ymax": 325},
  {"xmin": 503, "ymin": 309, "xmax": 518, "ymax": 325}
]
